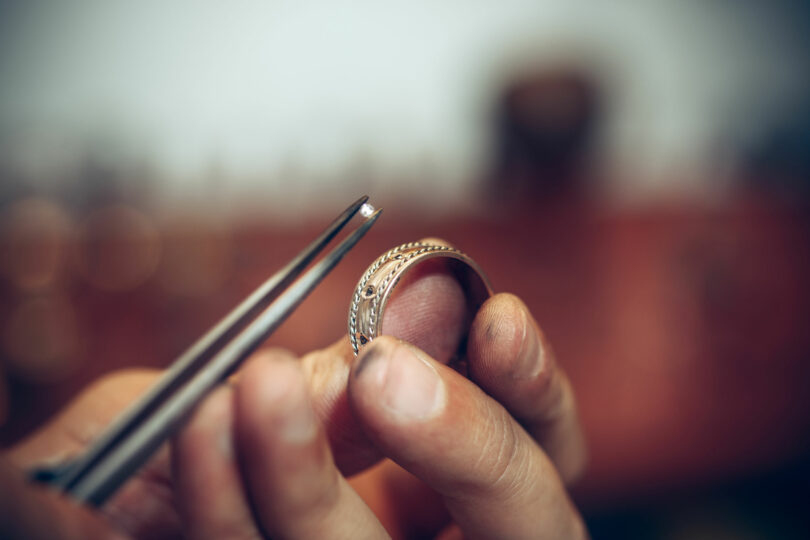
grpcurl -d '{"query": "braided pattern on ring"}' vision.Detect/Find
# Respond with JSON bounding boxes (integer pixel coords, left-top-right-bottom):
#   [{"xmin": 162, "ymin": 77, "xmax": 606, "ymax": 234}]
[{"xmin": 348, "ymin": 242, "xmax": 465, "ymax": 355}]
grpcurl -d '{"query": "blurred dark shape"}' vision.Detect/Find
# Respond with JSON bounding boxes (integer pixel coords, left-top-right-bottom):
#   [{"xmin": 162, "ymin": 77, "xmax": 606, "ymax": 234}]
[
  {"xmin": 64, "ymin": 143, "xmax": 158, "ymax": 213},
  {"xmin": 0, "ymin": 365, "xmax": 7, "ymax": 426},
  {"xmin": 586, "ymin": 459, "xmax": 810, "ymax": 539},
  {"xmin": 487, "ymin": 67, "xmax": 601, "ymax": 205},
  {"xmin": 745, "ymin": 102, "xmax": 810, "ymax": 202}
]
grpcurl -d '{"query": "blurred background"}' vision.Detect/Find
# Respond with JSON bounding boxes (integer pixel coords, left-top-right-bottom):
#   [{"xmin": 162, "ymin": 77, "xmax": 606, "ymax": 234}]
[{"xmin": 1, "ymin": 1, "xmax": 809, "ymax": 537}]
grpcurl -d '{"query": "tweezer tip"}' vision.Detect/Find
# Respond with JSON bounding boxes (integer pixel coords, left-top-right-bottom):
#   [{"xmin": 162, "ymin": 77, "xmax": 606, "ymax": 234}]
[
  {"xmin": 364, "ymin": 206, "xmax": 383, "ymax": 222},
  {"xmin": 359, "ymin": 201, "xmax": 376, "ymax": 218}
]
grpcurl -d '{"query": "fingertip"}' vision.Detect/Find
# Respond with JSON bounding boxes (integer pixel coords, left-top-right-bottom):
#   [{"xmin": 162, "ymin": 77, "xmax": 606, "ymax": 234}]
[
  {"xmin": 351, "ymin": 338, "xmax": 447, "ymax": 426},
  {"xmin": 236, "ymin": 353, "xmax": 317, "ymax": 448},
  {"xmin": 470, "ymin": 294, "xmax": 537, "ymax": 381},
  {"xmin": 471, "ymin": 293, "xmax": 561, "ymax": 401},
  {"xmin": 476, "ymin": 294, "xmax": 524, "ymax": 344},
  {"xmin": 235, "ymin": 349, "xmax": 293, "ymax": 397},
  {"xmin": 238, "ymin": 350, "xmax": 296, "ymax": 411},
  {"xmin": 245, "ymin": 347, "xmax": 298, "ymax": 371}
]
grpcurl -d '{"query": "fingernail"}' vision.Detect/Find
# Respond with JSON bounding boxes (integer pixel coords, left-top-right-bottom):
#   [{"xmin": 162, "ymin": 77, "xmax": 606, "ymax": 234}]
[
  {"xmin": 359, "ymin": 342, "xmax": 446, "ymax": 421},
  {"xmin": 261, "ymin": 362, "xmax": 318, "ymax": 444},
  {"xmin": 514, "ymin": 304, "xmax": 543, "ymax": 379},
  {"xmin": 280, "ymin": 381, "xmax": 318, "ymax": 444},
  {"xmin": 214, "ymin": 390, "xmax": 235, "ymax": 459},
  {"xmin": 218, "ymin": 425, "xmax": 234, "ymax": 459}
]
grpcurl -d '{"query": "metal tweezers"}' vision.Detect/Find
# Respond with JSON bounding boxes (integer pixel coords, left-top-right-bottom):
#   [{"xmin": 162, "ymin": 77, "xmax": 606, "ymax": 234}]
[{"xmin": 30, "ymin": 196, "xmax": 381, "ymax": 507}]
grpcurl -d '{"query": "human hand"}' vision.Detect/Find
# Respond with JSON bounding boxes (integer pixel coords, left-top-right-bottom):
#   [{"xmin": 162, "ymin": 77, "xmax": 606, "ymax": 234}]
[{"xmin": 3, "ymin": 244, "xmax": 587, "ymax": 539}]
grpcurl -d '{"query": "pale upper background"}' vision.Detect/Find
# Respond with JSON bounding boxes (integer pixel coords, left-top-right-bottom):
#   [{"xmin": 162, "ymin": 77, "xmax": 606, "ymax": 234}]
[{"xmin": 1, "ymin": 0, "xmax": 808, "ymax": 217}]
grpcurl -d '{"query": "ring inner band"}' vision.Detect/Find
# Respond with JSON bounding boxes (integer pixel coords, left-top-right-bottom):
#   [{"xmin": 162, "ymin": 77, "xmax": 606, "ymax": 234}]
[{"xmin": 348, "ymin": 242, "xmax": 493, "ymax": 356}]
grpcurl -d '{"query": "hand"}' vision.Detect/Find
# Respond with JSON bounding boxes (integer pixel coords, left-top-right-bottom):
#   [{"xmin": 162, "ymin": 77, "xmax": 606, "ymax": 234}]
[{"xmin": 3, "ymin": 245, "xmax": 587, "ymax": 539}]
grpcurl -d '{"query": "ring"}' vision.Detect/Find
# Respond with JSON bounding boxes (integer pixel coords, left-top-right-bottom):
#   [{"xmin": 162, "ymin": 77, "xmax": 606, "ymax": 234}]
[{"xmin": 348, "ymin": 241, "xmax": 493, "ymax": 356}]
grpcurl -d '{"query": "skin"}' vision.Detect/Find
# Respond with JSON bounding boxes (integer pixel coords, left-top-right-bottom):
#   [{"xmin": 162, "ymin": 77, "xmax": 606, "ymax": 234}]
[{"xmin": 1, "ymin": 240, "xmax": 588, "ymax": 539}]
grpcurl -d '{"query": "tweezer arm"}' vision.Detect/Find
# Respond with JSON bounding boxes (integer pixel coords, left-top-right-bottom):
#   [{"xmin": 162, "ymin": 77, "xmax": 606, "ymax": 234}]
[
  {"xmin": 69, "ymin": 206, "xmax": 381, "ymax": 505},
  {"xmin": 32, "ymin": 198, "xmax": 380, "ymax": 507},
  {"xmin": 44, "ymin": 196, "xmax": 370, "ymax": 496}
]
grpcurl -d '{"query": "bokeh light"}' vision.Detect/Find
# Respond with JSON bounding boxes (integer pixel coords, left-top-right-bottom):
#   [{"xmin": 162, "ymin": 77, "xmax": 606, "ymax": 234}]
[
  {"xmin": 156, "ymin": 214, "xmax": 233, "ymax": 297},
  {"xmin": 73, "ymin": 204, "xmax": 161, "ymax": 292},
  {"xmin": 0, "ymin": 198, "xmax": 74, "ymax": 291}
]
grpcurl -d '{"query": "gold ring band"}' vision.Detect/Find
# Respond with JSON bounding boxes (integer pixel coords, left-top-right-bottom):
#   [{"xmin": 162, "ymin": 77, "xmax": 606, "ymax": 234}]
[{"xmin": 348, "ymin": 241, "xmax": 493, "ymax": 356}]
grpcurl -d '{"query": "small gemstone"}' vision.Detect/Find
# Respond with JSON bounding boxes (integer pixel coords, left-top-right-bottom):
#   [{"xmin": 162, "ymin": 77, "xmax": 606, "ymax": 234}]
[
  {"xmin": 359, "ymin": 203, "xmax": 375, "ymax": 218},
  {"xmin": 359, "ymin": 335, "xmax": 368, "ymax": 345},
  {"xmin": 364, "ymin": 286, "xmax": 374, "ymax": 297}
]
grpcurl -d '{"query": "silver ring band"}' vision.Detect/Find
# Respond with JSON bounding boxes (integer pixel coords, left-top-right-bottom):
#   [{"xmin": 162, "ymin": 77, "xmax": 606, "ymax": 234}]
[{"xmin": 348, "ymin": 241, "xmax": 493, "ymax": 356}]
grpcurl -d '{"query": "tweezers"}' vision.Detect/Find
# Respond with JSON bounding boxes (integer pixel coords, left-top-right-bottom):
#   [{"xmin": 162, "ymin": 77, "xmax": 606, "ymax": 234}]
[{"xmin": 30, "ymin": 195, "xmax": 381, "ymax": 507}]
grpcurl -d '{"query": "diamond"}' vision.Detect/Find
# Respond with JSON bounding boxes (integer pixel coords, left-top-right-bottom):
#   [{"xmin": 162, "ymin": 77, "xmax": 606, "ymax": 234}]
[{"xmin": 359, "ymin": 202, "xmax": 375, "ymax": 218}]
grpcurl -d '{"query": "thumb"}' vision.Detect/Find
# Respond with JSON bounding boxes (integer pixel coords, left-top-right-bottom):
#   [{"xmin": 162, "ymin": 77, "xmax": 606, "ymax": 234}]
[{"xmin": 303, "ymin": 239, "xmax": 478, "ymax": 475}]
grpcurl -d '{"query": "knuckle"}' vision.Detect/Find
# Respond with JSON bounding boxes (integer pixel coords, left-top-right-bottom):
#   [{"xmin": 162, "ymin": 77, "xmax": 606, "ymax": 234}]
[
  {"xmin": 469, "ymin": 406, "xmax": 535, "ymax": 501},
  {"xmin": 284, "ymin": 464, "xmax": 343, "ymax": 520}
]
